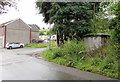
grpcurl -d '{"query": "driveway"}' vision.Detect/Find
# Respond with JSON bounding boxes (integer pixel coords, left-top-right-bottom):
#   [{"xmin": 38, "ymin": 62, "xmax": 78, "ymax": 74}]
[{"xmin": 0, "ymin": 47, "xmax": 117, "ymax": 80}]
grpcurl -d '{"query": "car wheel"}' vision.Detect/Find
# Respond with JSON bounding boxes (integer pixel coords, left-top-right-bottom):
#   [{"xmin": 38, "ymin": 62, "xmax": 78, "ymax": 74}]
[
  {"xmin": 9, "ymin": 46, "xmax": 12, "ymax": 49},
  {"xmin": 20, "ymin": 45, "xmax": 23, "ymax": 48}
]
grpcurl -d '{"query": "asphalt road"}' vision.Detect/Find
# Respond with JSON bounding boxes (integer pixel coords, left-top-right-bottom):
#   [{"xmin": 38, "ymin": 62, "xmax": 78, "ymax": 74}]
[{"xmin": 0, "ymin": 47, "xmax": 117, "ymax": 80}]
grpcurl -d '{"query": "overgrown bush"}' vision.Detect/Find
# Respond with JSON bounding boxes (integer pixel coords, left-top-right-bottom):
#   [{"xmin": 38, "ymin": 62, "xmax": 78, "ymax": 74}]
[
  {"xmin": 41, "ymin": 40, "xmax": 86, "ymax": 66},
  {"xmin": 40, "ymin": 40, "xmax": 119, "ymax": 79}
]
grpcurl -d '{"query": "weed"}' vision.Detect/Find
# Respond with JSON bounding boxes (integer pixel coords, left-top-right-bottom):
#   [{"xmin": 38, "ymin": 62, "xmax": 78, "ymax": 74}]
[{"xmin": 40, "ymin": 40, "xmax": 119, "ymax": 79}]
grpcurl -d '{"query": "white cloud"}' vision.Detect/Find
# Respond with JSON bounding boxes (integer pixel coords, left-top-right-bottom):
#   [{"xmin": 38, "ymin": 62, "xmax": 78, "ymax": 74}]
[{"xmin": 0, "ymin": 0, "xmax": 50, "ymax": 29}]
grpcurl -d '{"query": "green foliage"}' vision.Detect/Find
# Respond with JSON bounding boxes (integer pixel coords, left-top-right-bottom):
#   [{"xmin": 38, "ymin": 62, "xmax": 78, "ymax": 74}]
[
  {"xmin": 46, "ymin": 29, "xmax": 55, "ymax": 35},
  {"xmin": 111, "ymin": 1, "xmax": 120, "ymax": 43},
  {"xmin": 39, "ymin": 29, "xmax": 54, "ymax": 35},
  {"xmin": 99, "ymin": 1, "xmax": 120, "ymax": 43},
  {"xmin": 37, "ymin": 1, "xmax": 119, "ymax": 79},
  {"xmin": 52, "ymin": 57, "xmax": 68, "ymax": 66},
  {"xmin": 41, "ymin": 49, "xmax": 57, "ymax": 61},
  {"xmin": 0, "ymin": 0, "xmax": 17, "ymax": 14},
  {"xmin": 25, "ymin": 42, "xmax": 56, "ymax": 48},
  {"xmin": 77, "ymin": 41, "xmax": 119, "ymax": 78},
  {"xmin": 41, "ymin": 40, "xmax": 119, "ymax": 78},
  {"xmin": 39, "ymin": 29, "xmax": 53, "ymax": 35},
  {"xmin": 36, "ymin": 2, "xmax": 95, "ymax": 45},
  {"xmin": 91, "ymin": 1, "xmax": 120, "ymax": 45},
  {"xmin": 39, "ymin": 31, "xmax": 45, "ymax": 35},
  {"xmin": 41, "ymin": 40, "xmax": 86, "ymax": 66},
  {"xmin": 90, "ymin": 12, "xmax": 111, "ymax": 33}
]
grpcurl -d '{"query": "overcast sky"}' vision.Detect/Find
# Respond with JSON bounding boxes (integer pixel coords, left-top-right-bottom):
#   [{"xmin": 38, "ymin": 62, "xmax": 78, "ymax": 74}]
[{"xmin": 0, "ymin": 0, "xmax": 50, "ymax": 29}]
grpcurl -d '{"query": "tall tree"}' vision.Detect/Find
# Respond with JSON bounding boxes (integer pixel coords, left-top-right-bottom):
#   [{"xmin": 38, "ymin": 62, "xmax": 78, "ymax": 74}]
[
  {"xmin": 101, "ymin": 1, "xmax": 120, "ymax": 43},
  {"xmin": 96, "ymin": 1, "xmax": 120, "ymax": 44},
  {"xmin": 36, "ymin": 2, "xmax": 94, "ymax": 46},
  {"xmin": 110, "ymin": 1, "xmax": 120, "ymax": 43},
  {"xmin": 0, "ymin": 0, "xmax": 17, "ymax": 14}
]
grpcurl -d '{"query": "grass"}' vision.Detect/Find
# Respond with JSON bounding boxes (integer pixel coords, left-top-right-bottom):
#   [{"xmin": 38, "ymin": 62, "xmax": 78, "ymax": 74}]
[
  {"xmin": 40, "ymin": 40, "xmax": 119, "ymax": 79},
  {"xmin": 25, "ymin": 42, "xmax": 56, "ymax": 48},
  {"xmin": 40, "ymin": 29, "xmax": 49, "ymax": 32}
]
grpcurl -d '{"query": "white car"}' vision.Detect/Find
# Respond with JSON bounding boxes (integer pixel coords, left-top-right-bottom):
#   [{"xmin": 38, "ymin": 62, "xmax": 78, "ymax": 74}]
[
  {"xmin": 43, "ymin": 40, "xmax": 52, "ymax": 43},
  {"xmin": 6, "ymin": 42, "xmax": 24, "ymax": 49}
]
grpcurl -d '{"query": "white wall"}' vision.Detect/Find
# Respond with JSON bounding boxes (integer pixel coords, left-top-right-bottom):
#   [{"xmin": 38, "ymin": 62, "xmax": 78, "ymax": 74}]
[
  {"xmin": 6, "ymin": 19, "xmax": 30, "ymax": 44},
  {"xmin": 0, "ymin": 28, "xmax": 4, "ymax": 48},
  {"xmin": 31, "ymin": 32, "xmax": 39, "ymax": 40},
  {"xmin": 84, "ymin": 36, "xmax": 102, "ymax": 50},
  {"xmin": 0, "ymin": 36, "xmax": 3, "ymax": 48},
  {"xmin": 39, "ymin": 35, "xmax": 50, "ymax": 40}
]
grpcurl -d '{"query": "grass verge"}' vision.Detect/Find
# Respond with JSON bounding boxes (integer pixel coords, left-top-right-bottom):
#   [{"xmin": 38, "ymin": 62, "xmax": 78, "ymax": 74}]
[
  {"xmin": 40, "ymin": 40, "xmax": 119, "ymax": 79},
  {"xmin": 25, "ymin": 42, "xmax": 56, "ymax": 48}
]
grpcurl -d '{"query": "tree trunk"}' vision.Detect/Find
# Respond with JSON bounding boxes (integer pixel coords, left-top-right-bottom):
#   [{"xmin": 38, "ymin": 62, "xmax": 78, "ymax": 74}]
[
  {"xmin": 61, "ymin": 33, "xmax": 64, "ymax": 44},
  {"xmin": 56, "ymin": 30, "xmax": 60, "ymax": 47}
]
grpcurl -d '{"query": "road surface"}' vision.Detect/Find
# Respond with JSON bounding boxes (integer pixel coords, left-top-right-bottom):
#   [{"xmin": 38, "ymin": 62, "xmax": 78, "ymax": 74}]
[{"xmin": 0, "ymin": 47, "xmax": 117, "ymax": 80}]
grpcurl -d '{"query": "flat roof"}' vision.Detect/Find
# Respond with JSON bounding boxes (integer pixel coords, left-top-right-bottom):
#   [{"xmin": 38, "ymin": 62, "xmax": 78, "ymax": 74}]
[{"xmin": 84, "ymin": 33, "xmax": 111, "ymax": 37}]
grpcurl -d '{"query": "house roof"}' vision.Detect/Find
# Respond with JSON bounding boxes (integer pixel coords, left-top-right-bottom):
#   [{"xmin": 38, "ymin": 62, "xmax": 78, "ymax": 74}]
[
  {"xmin": 0, "ymin": 19, "xmax": 20, "ymax": 26},
  {"xmin": 28, "ymin": 24, "xmax": 40, "ymax": 32},
  {"xmin": 0, "ymin": 19, "xmax": 39, "ymax": 32}
]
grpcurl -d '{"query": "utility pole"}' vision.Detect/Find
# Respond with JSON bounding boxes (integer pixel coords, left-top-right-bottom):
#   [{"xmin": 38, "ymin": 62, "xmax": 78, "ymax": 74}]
[
  {"xmin": 49, "ymin": 13, "xmax": 51, "ymax": 49},
  {"xmin": 93, "ymin": 3, "xmax": 96, "ymax": 32}
]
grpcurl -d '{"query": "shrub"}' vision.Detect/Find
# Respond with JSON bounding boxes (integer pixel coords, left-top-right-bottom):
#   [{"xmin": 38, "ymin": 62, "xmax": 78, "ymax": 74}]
[
  {"xmin": 52, "ymin": 57, "xmax": 68, "ymax": 66},
  {"xmin": 40, "ymin": 40, "xmax": 119, "ymax": 79}
]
